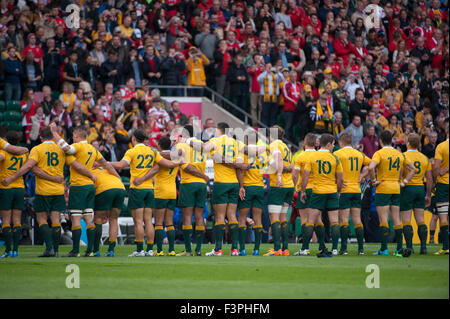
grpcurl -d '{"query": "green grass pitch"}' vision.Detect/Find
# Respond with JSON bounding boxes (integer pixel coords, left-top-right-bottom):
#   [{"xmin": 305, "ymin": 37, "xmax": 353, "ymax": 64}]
[{"xmin": 0, "ymin": 243, "xmax": 448, "ymax": 299}]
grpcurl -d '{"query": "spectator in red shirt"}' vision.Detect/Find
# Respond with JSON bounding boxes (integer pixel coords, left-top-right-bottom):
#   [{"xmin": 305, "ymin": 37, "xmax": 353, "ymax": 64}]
[
  {"xmin": 248, "ymin": 53, "xmax": 265, "ymax": 124},
  {"xmin": 333, "ymin": 29, "xmax": 353, "ymax": 66},
  {"xmin": 359, "ymin": 124, "xmax": 380, "ymax": 158},
  {"xmin": 22, "ymin": 33, "xmax": 44, "ymax": 72},
  {"xmin": 282, "ymin": 70, "xmax": 302, "ymax": 141}
]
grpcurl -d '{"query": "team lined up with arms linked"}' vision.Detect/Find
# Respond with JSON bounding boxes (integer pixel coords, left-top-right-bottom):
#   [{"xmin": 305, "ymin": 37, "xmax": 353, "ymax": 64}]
[{"xmin": 0, "ymin": 118, "xmax": 448, "ymax": 258}]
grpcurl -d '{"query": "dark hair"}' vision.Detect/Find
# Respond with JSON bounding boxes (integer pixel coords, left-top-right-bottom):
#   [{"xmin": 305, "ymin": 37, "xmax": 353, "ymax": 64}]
[
  {"xmin": 380, "ymin": 130, "xmax": 393, "ymax": 146},
  {"xmin": 158, "ymin": 136, "xmax": 171, "ymax": 150},
  {"xmin": 5, "ymin": 131, "xmax": 22, "ymax": 145},
  {"xmin": 184, "ymin": 125, "xmax": 193, "ymax": 138},
  {"xmin": 320, "ymin": 133, "xmax": 335, "ymax": 147},
  {"xmin": 304, "ymin": 133, "xmax": 316, "ymax": 147},
  {"xmin": 40, "ymin": 126, "xmax": 53, "ymax": 140},
  {"xmin": 339, "ymin": 132, "xmax": 353, "ymax": 146},
  {"xmin": 217, "ymin": 122, "xmax": 229, "ymax": 134},
  {"xmin": 133, "ymin": 129, "xmax": 147, "ymax": 143}
]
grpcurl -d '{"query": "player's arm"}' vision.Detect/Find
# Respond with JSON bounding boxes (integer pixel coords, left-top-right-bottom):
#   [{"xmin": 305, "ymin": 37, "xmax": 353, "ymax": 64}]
[
  {"xmin": 368, "ymin": 160, "xmax": 381, "ymax": 185},
  {"xmin": 133, "ymin": 164, "xmax": 160, "ymax": 186},
  {"xmin": 336, "ymin": 172, "xmax": 344, "ymax": 193},
  {"xmin": 237, "ymin": 168, "xmax": 245, "ymax": 201},
  {"xmin": 433, "ymin": 158, "xmax": 448, "ymax": 178},
  {"xmin": 425, "ymin": 169, "xmax": 433, "ymax": 207},
  {"xmin": 359, "ymin": 166, "xmax": 369, "ymax": 184},
  {"xmin": 242, "ymin": 145, "xmax": 267, "ymax": 155},
  {"xmin": 0, "ymin": 153, "xmax": 4, "ymax": 162},
  {"xmin": 3, "ymin": 144, "xmax": 29, "ymax": 155},
  {"xmin": 275, "ymin": 151, "xmax": 283, "ymax": 187},
  {"xmin": 1, "ymin": 159, "xmax": 36, "ymax": 186},
  {"xmin": 50, "ymin": 122, "xmax": 75, "ymax": 154},
  {"xmin": 400, "ymin": 161, "xmax": 417, "ymax": 187},
  {"xmin": 190, "ymin": 139, "xmax": 214, "ymax": 153},
  {"xmin": 70, "ymin": 160, "xmax": 97, "ymax": 183},
  {"xmin": 183, "ymin": 164, "xmax": 210, "ymax": 183},
  {"xmin": 158, "ymin": 157, "xmax": 184, "ymax": 168},
  {"xmin": 31, "ymin": 166, "xmax": 65, "ymax": 184},
  {"xmin": 110, "ymin": 159, "xmax": 130, "ymax": 170},
  {"xmin": 292, "ymin": 166, "xmax": 300, "ymax": 187},
  {"xmin": 299, "ymin": 168, "xmax": 310, "ymax": 203},
  {"xmin": 96, "ymin": 158, "xmax": 120, "ymax": 179}
]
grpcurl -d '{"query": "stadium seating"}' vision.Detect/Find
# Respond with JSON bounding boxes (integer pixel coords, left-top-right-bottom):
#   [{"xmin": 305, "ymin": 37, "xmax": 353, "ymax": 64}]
[{"xmin": 6, "ymin": 100, "xmax": 21, "ymax": 112}]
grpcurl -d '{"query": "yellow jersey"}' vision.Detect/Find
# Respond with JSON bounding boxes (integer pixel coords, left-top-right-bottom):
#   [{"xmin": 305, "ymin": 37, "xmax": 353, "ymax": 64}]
[
  {"xmin": 0, "ymin": 150, "xmax": 28, "ymax": 189},
  {"xmin": 371, "ymin": 147, "xmax": 410, "ymax": 194},
  {"xmin": 154, "ymin": 156, "xmax": 179, "ymax": 199},
  {"xmin": 402, "ymin": 150, "xmax": 431, "ymax": 186},
  {"xmin": 293, "ymin": 149, "xmax": 316, "ymax": 192},
  {"xmin": 122, "ymin": 144, "xmax": 162, "ymax": 189},
  {"xmin": 268, "ymin": 140, "xmax": 294, "ymax": 188},
  {"xmin": 66, "ymin": 141, "xmax": 103, "ymax": 186},
  {"xmin": 305, "ymin": 149, "xmax": 343, "ymax": 194},
  {"xmin": 209, "ymin": 135, "xmax": 238, "ymax": 184},
  {"xmin": 333, "ymin": 147, "xmax": 371, "ymax": 194},
  {"xmin": 435, "ymin": 139, "xmax": 449, "ymax": 185},
  {"xmin": 0, "ymin": 138, "xmax": 8, "ymax": 150},
  {"xmin": 92, "ymin": 168, "xmax": 125, "ymax": 195},
  {"xmin": 29, "ymin": 141, "xmax": 67, "ymax": 196},
  {"xmin": 243, "ymin": 146, "xmax": 267, "ymax": 187},
  {"xmin": 176, "ymin": 139, "xmax": 206, "ymax": 184}
]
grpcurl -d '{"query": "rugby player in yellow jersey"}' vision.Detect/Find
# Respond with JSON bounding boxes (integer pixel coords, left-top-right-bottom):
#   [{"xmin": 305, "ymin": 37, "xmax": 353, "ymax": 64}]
[
  {"xmin": 0, "ymin": 137, "xmax": 29, "ymax": 156},
  {"xmin": 172, "ymin": 125, "xmax": 210, "ymax": 256},
  {"xmin": 111, "ymin": 129, "xmax": 181, "ymax": 257},
  {"xmin": 264, "ymin": 126, "xmax": 295, "ymax": 256},
  {"xmin": 300, "ymin": 133, "xmax": 344, "ymax": 257},
  {"xmin": 237, "ymin": 129, "xmax": 267, "ymax": 256},
  {"xmin": 399, "ymin": 133, "xmax": 433, "ymax": 255},
  {"xmin": 368, "ymin": 130, "xmax": 417, "ymax": 257},
  {"xmin": 1, "ymin": 127, "xmax": 92, "ymax": 257},
  {"xmin": 0, "ymin": 132, "xmax": 29, "ymax": 258},
  {"xmin": 432, "ymin": 119, "xmax": 449, "ymax": 255},
  {"xmin": 91, "ymin": 167, "xmax": 126, "ymax": 257},
  {"xmin": 334, "ymin": 133, "xmax": 371, "ymax": 255},
  {"xmin": 191, "ymin": 122, "xmax": 247, "ymax": 256},
  {"xmin": 292, "ymin": 133, "xmax": 317, "ymax": 256},
  {"xmin": 49, "ymin": 123, "xmax": 119, "ymax": 257}
]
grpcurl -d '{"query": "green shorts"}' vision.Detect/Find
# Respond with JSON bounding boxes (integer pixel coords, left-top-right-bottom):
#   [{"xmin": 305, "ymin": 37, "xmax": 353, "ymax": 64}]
[
  {"xmin": 34, "ymin": 194, "xmax": 66, "ymax": 213},
  {"xmin": 309, "ymin": 192, "xmax": 339, "ymax": 211},
  {"xmin": 375, "ymin": 193, "xmax": 400, "ymax": 207},
  {"xmin": 128, "ymin": 188, "xmax": 154, "ymax": 209},
  {"xmin": 178, "ymin": 183, "xmax": 206, "ymax": 208},
  {"xmin": 95, "ymin": 188, "xmax": 126, "ymax": 211},
  {"xmin": 296, "ymin": 189, "xmax": 312, "ymax": 209},
  {"xmin": 400, "ymin": 185, "xmax": 425, "ymax": 211},
  {"xmin": 435, "ymin": 183, "xmax": 449, "ymax": 204},
  {"xmin": 238, "ymin": 186, "xmax": 264, "ymax": 209},
  {"xmin": 0, "ymin": 188, "xmax": 24, "ymax": 211},
  {"xmin": 268, "ymin": 187, "xmax": 294, "ymax": 206},
  {"xmin": 212, "ymin": 182, "xmax": 239, "ymax": 205},
  {"xmin": 154, "ymin": 198, "xmax": 176, "ymax": 211},
  {"xmin": 339, "ymin": 193, "xmax": 361, "ymax": 210},
  {"xmin": 68, "ymin": 185, "xmax": 95, "ymax": 213}
]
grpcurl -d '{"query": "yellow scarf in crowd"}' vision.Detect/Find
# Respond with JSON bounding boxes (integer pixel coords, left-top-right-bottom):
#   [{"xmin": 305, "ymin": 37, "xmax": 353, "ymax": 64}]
[
  {"xmin": 314, "ymin": 99, "xmax": 333, "ymax": 133},
  {"xmin": 263, "ymin": 74, "xmax": 277, "ymax": 103}
]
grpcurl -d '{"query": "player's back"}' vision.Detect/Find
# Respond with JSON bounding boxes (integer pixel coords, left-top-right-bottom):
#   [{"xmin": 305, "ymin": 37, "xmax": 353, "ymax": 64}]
[
  {"xmin": 177, "ymin": 139, "xmax": 206, "ymax": 184},
  {"xmin": 29, "ymin": 141, "xmax": 66, "ymax": 195},
  {"xmin": 372, "ymin": 147, "xmax": 406, "ymax": 194},
  {"xmin": 154, "ymin": 162, "xmax": 179, "ymax": 199},
  {"xmin": 69, "ymin": 142, "xmax": 103, "ymax": 186},
  {"xmin": 334, "ymin": 147, "xmax": 371, "ymax": 193},
  {"xmin": 294, "ymin": 149, "xmax": 316, "ymax": 191},
  {"xmin": 209, "ymin": 135, "xmax": 238, "ymax": 183},
  {"xmin": 92, "ymin": 168, "xmax": 125, "ymax": 195},
  {"xmin": 435, "ymin": 139, "xmax": 449, "ymax": 185},
  {"xmin": 124, "ymin": 144, "xmax": 162, "ymax": 189},
  {"xmin": 306, "ymin": 150, "xmax": 342, "ymax": 194},
  {"xmin": 243, "ymin": 145, "xmax": 266, "ymax": 187},
  {"xmin": 403, "ymin": 150, "xmax": 430, "ymax": 186},
  {"xmin": 269, "ymin": 139, "xmax": 294, "ymax": 188},
  {"xmin": 0, "ymin": 150, "xmax": 27, "ymax": 189}
]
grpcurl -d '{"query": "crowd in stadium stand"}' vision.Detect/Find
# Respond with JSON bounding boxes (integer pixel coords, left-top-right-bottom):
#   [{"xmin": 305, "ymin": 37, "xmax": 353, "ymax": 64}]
[{"xmin": 0, "ymin": 0, "xmax": 448, "ymax": 156}]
